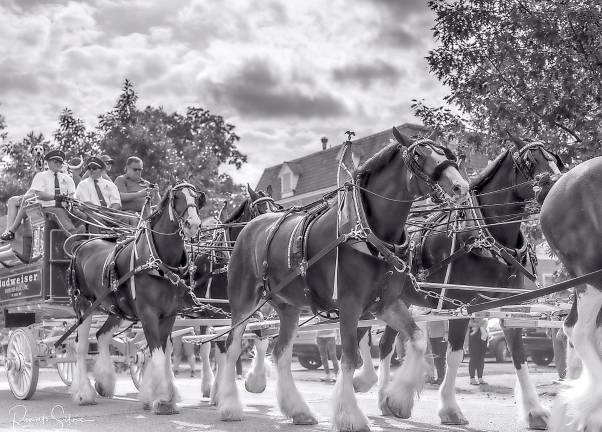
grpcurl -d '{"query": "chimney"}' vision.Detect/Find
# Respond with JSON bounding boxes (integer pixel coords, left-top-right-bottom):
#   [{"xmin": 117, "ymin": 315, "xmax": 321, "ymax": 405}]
[{"xmin": 321, "ymin": 136, "xmax": 328, "ymax": 150}]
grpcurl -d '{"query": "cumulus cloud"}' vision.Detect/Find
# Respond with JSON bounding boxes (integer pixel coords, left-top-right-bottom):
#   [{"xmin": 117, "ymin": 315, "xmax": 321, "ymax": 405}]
[
  {"xmin": 0, "ymin": 0, "xmax": 447, "ymax": 186},
  {"xmin": 331, "ymin": 60, "xmax": 402, "ymax": 88},
  {"xmin": 203, "ymin": 58, "xmax": 347, "ymax": 118}
]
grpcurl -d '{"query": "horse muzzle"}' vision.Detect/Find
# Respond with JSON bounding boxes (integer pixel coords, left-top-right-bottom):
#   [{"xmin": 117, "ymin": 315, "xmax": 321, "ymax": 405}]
[{"xmin": 534, "ymin": 172, "xmax": 562, "ymax": 205}]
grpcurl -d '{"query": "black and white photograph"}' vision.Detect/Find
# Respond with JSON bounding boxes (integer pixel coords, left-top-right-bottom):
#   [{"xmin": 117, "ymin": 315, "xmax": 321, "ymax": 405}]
[{"xmin": 0, "ymin": 1, "xmax": 600, "ymax": 431}]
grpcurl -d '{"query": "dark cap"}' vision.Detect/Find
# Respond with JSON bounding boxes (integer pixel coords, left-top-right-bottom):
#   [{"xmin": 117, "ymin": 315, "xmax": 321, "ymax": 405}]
[
  {"xmin": 100, "ymin": 154, "xmax": 114, "ymax": 164},
  {"xmin": 44, "ymin": 149, "xmax": 65, "ymax": 162},
  {"xmin": 86, "ymin": 156, "xmax": 107, "ymax": 170}
]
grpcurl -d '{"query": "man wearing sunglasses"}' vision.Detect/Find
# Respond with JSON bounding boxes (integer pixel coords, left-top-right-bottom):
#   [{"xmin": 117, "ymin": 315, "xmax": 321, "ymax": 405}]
[
  {"xmin": 1, "ymin": 150, "xmax": 82, "ymax": 241},
  {"xmin": 114, "ymin": 156, "xmax": 159, "ymax": 216}
]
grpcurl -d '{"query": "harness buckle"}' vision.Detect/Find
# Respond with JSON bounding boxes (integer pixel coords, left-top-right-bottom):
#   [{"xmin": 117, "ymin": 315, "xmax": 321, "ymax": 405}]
[
  {"xmin": 299, "ymin": 260, "xmax": 308, "ymax": 278},
  {"xmin": 166, "ymin": 271, "xmax": 181, "ymax": 286}
]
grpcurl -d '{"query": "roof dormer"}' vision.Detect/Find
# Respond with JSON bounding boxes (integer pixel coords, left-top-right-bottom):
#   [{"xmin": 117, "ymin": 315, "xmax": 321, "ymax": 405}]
[{"xmin": 278, "ymin": 162, "xmax": 300, "ymax": 198}]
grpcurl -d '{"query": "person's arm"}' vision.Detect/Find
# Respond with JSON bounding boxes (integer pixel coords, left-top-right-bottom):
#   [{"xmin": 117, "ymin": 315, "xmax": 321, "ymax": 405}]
[
  {"xmin": 107, "ymin": 183, "xmax": 122, "ymax": 210},
  {"xmin": 115, "ymin": 177, "xmax": 148, "ymax": 202}
]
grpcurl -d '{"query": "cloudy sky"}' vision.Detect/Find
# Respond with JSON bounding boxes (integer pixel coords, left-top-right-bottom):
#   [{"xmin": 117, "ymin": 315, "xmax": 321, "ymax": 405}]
[{"xmin": 0, "ymin": 0, "xmax": 447, "ymax": 185}]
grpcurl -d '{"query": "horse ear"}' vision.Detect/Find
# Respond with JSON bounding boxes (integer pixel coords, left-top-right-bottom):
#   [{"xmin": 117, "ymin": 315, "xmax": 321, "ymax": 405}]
[
  {"xmin": 247, "ymin": 183, "xmax": 259, "ymax": 201},
  {"xmin": 196, "ymin": 191, "xmax": 206, "ymax": 208},
  {"xmin": 392, "ymin": 126, "xmax": 411, "ymax": 147},
  {"xmin": 506, "ymin": 130, "xmax": 526, "ymax": 149},
  {"xmin": 266, "ymin": 185, "xmax": 273, "ymax": 197}
]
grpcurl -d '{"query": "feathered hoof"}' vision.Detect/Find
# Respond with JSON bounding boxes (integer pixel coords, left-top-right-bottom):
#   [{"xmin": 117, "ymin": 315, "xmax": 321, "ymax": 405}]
[
  {"xmin": 528, "ymin": 410, "xmax": 550, "ymax": 430},
  {"xmin": 439, "ymin": 409, "xmax": 469, "ymax": 425},
  {"xmin": 94, "ymin": 381, "xmax": 115, "ymax": 398},
  {"xmin": 201, "ymin": 382, "xmax": 212, "ymax": 399},
  {"xmin": 72, "ymin": 385, "xmax": 97, "ymax": 406},
  {"xmin": 333, "ymin": 419, "xmax": 371, "ymax": 432},
  {"xmin": 384, "ymin": 394, "xmax": 413, "ymax": 419},
  {"xmin": 154, "ymin": 400, "xmax": 179, "ymax": 415},
  {"xmin": 219, "ymin": 406, "xmax": 244, "ymax": 422},
  {"xmin": 378, "ymin": 393, "xmax": 393, "ymax": 416},
  {"xmin": 353, "ymin": 370, "xmax": 378, "ymax": 393},
  {"xmin": 292, "ymin": 413, "xmax": 318, "ymax": 425},
  {"xmin": 244, "ymin": 371, "xmax": 267, "ymax": 393}
]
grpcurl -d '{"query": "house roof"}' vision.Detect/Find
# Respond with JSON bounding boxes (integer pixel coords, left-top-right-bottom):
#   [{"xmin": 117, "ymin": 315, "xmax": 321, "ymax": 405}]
[{"xmin": 256, "ymin": 123, "xmax": 490, "ymax": 201}]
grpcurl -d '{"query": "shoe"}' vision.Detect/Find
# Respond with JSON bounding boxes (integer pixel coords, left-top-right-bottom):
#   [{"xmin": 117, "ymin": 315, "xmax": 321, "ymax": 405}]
[
  {"xmin": 0, "ymin": 231, "xmax": 15, "ymax": 241},
  {"xmin": 478, "ymin": 379, "xmax": 488, "ymax": 385},
  {"xmin": 190, "ymin": 371, "xmax": 195, "ymax": 378},
  {"xmin": 321, "ymin": 374, "xmax": 331, "ymax": 382},
  {"xmin": 470, "ymin": 378, "xmax": 479, "ymax": 385},
  {"xmin": 173, "ymin": 370, "xmax": 179, "ymax": 376},
  {"xmin": 553, "ymin": 378, "xmax": 565, "ymax": 384}
]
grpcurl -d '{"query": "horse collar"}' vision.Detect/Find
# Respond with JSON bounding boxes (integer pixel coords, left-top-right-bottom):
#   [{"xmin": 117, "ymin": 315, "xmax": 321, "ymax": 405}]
[{"xmin": 349, "ymin": 184, "xmax": 410, "ymax": 270}]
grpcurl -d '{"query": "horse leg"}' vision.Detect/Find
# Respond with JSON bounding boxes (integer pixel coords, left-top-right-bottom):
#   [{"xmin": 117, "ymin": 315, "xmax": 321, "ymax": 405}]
[
  {"xmin": 438, "ymin": 319, "xmax": 469, "ymax": 425},
  {"xmin": 353, "ymin": 326, "xmax": 378, "ymax": 393},
  {"xmin": 562, "ymin": 286, "xmax": 602, "ymax": 431},
  {"xmin": 376, "ymin": 326, "xmax": 396, "ymax": 415},
  {"xmin": 332, "ymin": 300, "xmax": 369, "ymax": 432},
  {"xmin": 216, "ymin": 321, "xmax": 246, "ymax": 421},
  {"xmin": 199, "ymin": 338, "xmax": 213, "ymax": 399},
  {"xmin": 210, "ymin": 341, "xmax": 226, "ymax": 406},
  {"xmin": 94, "ymin": 315, "xmax": 121, "ymax": 398},
  {"xmin": 70, "ymin": 315, "xmax": 97, "ymax": 405},
  {"xmin": 245, "ymin": 337, "xmax": 269, "ymax": 393},
  {"xmin": 139, "ymin": 315, "xmax": 180, "ymax": 415},
  {"xmin": 376, "ymin": 300, "xmax": 427, "ymax": 420},
  {"xmin": 503, "ymin": 327, "xmax": 550, "ymax": 429},
  {"xmin": 270, "ymin": 303, "xmax": 316, "ymax": 424}
]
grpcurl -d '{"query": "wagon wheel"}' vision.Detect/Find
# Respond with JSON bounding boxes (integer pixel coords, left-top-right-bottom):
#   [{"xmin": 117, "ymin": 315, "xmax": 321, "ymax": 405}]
[
  {"xmin": 55, "ymin": 340, "xmax": 76, "ymax": 386},
  {"xmin": 129, "ymin": 348, "xmax": 148, "ymax": 390},
  {"xmin": 5, "ymin": 328, "xmax": 40, "ymax": 400}
]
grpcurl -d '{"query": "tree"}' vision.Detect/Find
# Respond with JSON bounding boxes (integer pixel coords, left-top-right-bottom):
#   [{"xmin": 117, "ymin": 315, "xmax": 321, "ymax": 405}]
[
  {"xmin": 0, "ymin": 131, "xmax": 52, "ymax": 204},
  {"xmin": 97, "ymin": 79, "xmax": 247, "ymax": 216},
  {"xmin": 420, "ymin": 0, "xmax": 602, "ymax": 162},
  {"xmin": 54, "ymin": 108, "xmax": 99, "ymax": 157}
]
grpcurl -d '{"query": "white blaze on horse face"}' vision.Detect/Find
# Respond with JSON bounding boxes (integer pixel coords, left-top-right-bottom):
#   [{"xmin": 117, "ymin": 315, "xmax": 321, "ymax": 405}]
[
  {"xmin": 181, "ymin": 188, "xmax": 202, "ymax": 237},
  {"xmin": 440, "ymin": 166, "xmax": 469, "ymax": 202}
]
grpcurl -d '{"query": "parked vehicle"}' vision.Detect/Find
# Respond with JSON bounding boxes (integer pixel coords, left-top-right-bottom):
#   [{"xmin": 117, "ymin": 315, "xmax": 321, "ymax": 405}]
[{"xmin": 523, "ymin": 328, "xmax": 554, "ymax": 366}]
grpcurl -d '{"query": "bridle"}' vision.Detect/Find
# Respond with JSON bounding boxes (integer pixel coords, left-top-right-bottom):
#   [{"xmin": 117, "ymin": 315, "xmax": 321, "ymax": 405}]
[
  {"xmin": 159, "ymin": 182, "xmax": 204, "ymax": 237},
  {"xmin": 511, "ymin": 141, "xmax": 563, "ymax": 182},
  {"xmin": 249, "ymin": 195, "xmax": 282, "ymax": 218},
  {"xmin": 400, "ymin": 139, "xmax": 459, "ymax": 204}
]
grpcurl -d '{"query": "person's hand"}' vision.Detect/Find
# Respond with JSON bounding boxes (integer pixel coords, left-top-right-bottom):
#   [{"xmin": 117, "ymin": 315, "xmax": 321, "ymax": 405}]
[{"xmin": 136, "ymin": 189, "xmax": 149, "ymax": 197}]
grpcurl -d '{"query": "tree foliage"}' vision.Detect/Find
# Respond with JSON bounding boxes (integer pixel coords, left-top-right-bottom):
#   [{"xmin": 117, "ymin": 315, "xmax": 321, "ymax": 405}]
[
  {"xmin": 54, "ymin": 108, "xmax": 99, "ymax": 157},
  {"xmin": 0, "ymin": 79, "xmax": 248, "ymax": 217},
  {"xmin": 418, "ymin": 0, "xmax": 602, "ymax": 162}
]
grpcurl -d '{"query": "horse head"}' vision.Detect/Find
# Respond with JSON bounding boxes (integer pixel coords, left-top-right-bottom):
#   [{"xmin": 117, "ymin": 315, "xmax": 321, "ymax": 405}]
[
  {"xmin": 392, "ymin": 126, "xmax": 469, "ymax": 203},
  {"xmin": 168, "ymin": 182, "xmax": 205, "ymax": 238},
  {"xmin": 506, "ymin": 132, "xmax": 565, "ymax": 203},
  {"xmin": 247, "ymin": 183, "xmax": 282, "ymax": 217}
]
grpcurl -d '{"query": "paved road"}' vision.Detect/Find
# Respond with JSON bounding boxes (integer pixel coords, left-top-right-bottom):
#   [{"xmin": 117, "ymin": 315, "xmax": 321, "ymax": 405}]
[{"xmin": 0, "ymin": 359, "xmax": 562, "ymax": 432}]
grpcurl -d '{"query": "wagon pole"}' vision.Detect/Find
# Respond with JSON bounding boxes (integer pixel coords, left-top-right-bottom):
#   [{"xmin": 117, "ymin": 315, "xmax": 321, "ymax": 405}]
[{"xmin": 438, "ymin": 211, "xmax": 460, "ymax": 309}]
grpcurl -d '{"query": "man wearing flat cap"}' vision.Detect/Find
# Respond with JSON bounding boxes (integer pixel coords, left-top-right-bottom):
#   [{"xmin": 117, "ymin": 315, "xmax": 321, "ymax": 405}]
[
  {"xmin": 75, "ymin": 157, "xmax": 121, "ymax": 210},
  {"xmin": 82, "ymin": 153, "xmax": 114, "ymax": 182},
  {"xmin": 1, "ymin": 149, "xmax": 81, "ymax": 241}
]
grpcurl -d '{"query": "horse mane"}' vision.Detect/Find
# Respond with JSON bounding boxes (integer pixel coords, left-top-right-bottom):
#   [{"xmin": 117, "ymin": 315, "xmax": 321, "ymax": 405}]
[
  {"xmin": 354, "ymin": 142, "xmax": 401, "ymax": 178},
  {"xmin": 470, "ymin": 150, "xmax": 509, "ymax": 190},
  {"xmin": 224, "ymin": 199, "xmax": 249, "ymax": 224}
]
